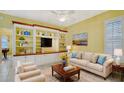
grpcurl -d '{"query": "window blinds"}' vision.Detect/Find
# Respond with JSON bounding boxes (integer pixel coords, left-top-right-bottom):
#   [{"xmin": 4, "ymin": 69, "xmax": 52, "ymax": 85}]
[{"xmin": 104, "ymin": 17, "xmax": 123, "ymax": 55}]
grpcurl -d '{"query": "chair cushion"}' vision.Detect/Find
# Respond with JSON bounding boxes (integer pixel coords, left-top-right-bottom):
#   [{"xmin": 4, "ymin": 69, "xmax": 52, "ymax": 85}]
[
  {"xmin": 22, "ymin": 74, "xmax": 46, "ymax": 82},
  {"xmin": 87, "ymin": 62, "xmax": 103, "ymax": 72},
  {"xmin": 83, "ymin": 52, "xmax": 93, "ymax": 60},
  {"xmin": 19, "ymin": 69, "xmax": 41, "ymax": 80},
  {"xmin": 23, "ymin": 65, "xmax": 37, "ymax": 72}
]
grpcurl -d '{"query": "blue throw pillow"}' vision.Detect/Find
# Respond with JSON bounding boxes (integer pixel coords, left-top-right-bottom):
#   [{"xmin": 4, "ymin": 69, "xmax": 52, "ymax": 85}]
[
  {"xmin": 97, "ymin": 56, "xmax": 106, "ymax": 65},
  {"xmin": 71, "ymin": 52, "xmax": 77, "ymax": 58}
]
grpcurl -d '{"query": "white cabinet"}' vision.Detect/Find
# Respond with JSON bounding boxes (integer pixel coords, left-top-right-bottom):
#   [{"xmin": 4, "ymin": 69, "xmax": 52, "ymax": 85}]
[{"xmin": 14, "ymin": 55, "xmax": 35, "ymax": 64}]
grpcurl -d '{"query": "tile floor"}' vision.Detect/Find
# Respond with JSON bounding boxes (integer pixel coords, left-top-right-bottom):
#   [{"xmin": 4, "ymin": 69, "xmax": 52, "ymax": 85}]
[
  {"xmin": 0, "ymin": 58, "xmax": 15, "ymax": 82},
  {"xmin": 0, "ymin": 58, "xmax": 122, "ymax": 82}
]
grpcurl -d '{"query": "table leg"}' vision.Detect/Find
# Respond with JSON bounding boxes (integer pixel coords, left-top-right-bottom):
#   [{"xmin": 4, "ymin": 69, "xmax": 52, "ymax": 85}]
[
  {"xmin": 78, "ymin": 71, "xmax": 80, "ymax": 80},
  {"xmin": 64, "ymin": 78, "xmax": 66, "ymax": 82},
  {"xmin": 52, "ymin": 67, "xmax": 54, "ymax": 76},
  {"xmin": 112, "ymin": 72, "xmax": 114, "ymax": 79},
  {"xmin": 120, "ymin": 72, "xmax": 123, "ymax": 81}
]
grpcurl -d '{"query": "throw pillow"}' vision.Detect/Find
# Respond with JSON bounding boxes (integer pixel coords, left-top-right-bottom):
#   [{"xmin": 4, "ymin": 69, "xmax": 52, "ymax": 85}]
[
  {"xmin": 76, "ymin": 52, "xmax": 82, "ymax": 59},
  {"xmin": 71, "ymin": 52, "xmax": 77, "ymax": 58},
  {"xmin": 90, "ymin": 54, "xmax": 99, "ymax": 63},
  {"xmin": 97, "ymin": 56, "xmax": 106, "ymax": 65}
]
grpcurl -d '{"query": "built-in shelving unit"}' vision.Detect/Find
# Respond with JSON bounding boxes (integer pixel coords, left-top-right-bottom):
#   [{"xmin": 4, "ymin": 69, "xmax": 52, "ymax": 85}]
[
  {"xmin": 15, "ymin": 27, "xmax": 34, "ymax": 55},
  {"xmin": 13, "ymin": 22, "xmax": 67, "ymax": 55},
  {"xmin": 59, "ymin": 34, "xmax": 66, "ymax": 51}
]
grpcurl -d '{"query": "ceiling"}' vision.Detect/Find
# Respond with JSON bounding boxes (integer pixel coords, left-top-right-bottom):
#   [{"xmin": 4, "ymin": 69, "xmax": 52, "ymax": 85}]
[{"xmin": 0, "ymin": 10, "xmax": 106, "ymax": 27}]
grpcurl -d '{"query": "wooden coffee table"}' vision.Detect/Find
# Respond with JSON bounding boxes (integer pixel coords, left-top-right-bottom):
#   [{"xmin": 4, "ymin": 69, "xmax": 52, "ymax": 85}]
[{"xmin": 52, "ymin": 64, "xmax": 80, "ymax": 82}]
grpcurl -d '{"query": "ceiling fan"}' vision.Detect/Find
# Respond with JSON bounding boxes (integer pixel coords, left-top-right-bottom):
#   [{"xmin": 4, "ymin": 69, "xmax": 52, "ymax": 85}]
[{"xmin": 51, "ymin": 10, "xmax": 75, "ymax": 22}]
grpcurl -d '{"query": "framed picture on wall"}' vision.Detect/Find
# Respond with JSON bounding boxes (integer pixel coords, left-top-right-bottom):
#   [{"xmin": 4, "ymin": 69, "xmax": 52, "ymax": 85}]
[{"xmin": 72, "ymin": 33, "xmax": 88, "ymax": 46}]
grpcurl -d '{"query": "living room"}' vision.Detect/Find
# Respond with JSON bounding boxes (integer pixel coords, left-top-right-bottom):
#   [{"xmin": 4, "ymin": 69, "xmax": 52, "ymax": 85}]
[{"xmin": 0, "ymin": 10, "xmax": 124, "ymax": 82}]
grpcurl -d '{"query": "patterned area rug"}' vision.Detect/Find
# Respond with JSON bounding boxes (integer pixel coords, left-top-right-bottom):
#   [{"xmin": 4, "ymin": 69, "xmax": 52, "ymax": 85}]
[{"xmin": 38, "ymin": 64, "xmax": 120, "ymax": 82}]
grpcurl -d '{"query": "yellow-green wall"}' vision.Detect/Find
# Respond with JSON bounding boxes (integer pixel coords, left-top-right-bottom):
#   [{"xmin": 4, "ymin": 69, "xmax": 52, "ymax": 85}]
[
  {"xmin": 1, "ymin": 10, "xmax": 124, "ymax": 57},
  {"xmin": 66, "ymin": 10, "xmax": 124, "ymax": 53},
  {"xmin": 0, "ymin": 12, "xmax": 65, "ymax": 56}
]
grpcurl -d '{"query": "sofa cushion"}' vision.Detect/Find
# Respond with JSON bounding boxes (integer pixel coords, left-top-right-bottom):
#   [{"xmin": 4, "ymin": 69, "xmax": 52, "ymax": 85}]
[
  {"xmin": 70, "ymin": 58, "xmax": 90, "ymax": 66},
  {"xmin": 83, "ymin": 52, "xmax": 93, "ymax": 60},
  {"xmin": 87, "ymin": 62, "xmax": 103, "ymax": 72},
  {"xmin": 90, "ymin": 54, "xmax": 99, "ymax": 63},
  {"xmin": 81, "ymin": 52, "xmax": 85, "ymax": 59},
  {"xmin": 76, "ymin": 52, "xmax": 82, "ymax": 59},
  {"xmin": 97, "ymin": 56, "xmax": 106, "ymax": 65},
  {"xmin": 71, "ymin": 52, "xmax": 77, "ymax": 58}
]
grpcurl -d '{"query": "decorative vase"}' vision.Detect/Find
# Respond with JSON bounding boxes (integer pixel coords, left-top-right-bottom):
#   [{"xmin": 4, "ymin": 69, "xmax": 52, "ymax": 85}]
[{"xmin": 62, "ymin": 60, "xmax": 66, "ymax": 67}]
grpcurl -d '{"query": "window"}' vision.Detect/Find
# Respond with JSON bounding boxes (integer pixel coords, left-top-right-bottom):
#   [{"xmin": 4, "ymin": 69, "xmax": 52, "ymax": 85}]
[
  {"xmin": 1, "ymin": 35, "xmax": 8, "ymax": 49},
  {"xmin": 104, "ymin": 17, "xmax": 123, "ymax": 55}
]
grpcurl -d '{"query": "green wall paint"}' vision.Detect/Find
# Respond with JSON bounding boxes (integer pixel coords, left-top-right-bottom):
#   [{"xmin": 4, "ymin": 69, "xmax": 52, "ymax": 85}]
[
  {"xmin": 0, "ymin": 12, "xmax": 65, "ymax": 56},
  {"xmin": 1, "ymin": 10, "xmax": 124, "ymax": 57},
  {"xmin": 66, "ymin": 10, "xmax": 124, "ymax": 53}
]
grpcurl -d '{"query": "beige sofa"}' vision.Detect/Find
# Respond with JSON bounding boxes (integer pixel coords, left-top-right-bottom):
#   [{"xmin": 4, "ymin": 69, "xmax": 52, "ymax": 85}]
[
  {"xmin": 15, "ymin": 63, "xmax": 46, "ymax": 82},
  {"xmin": 70, "ymin": 52, "xmax": 114, "ymax": 79}
]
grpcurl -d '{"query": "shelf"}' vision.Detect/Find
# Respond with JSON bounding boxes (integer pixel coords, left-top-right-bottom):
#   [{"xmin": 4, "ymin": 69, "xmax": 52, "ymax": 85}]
[
  {"xmin": 16, "ymin": 40, "xmax": 33, "ymax": 42},
  {"xmin": 14, "ymin": 51, "xmax": 67, "ymax": 56},
  {"xmin": 36, "ymin": 47, "xmax": 41, "ymax": 48},
  {"xmin": 16, "ymin": 46, "xmax": 33, "ymax": 48},
  {"xmin": 16, "ymin": 35, "xmax": 33, "ymax": 38},
  {"xmin": 36, "ymin": 35, "xmax": 58, "ymax": 38}
]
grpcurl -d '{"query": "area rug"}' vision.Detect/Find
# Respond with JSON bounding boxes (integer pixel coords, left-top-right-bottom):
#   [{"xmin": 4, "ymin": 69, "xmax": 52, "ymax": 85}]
[{"xmin": 38, "ymin": 64, "xmax": 120, "ymax": 82}]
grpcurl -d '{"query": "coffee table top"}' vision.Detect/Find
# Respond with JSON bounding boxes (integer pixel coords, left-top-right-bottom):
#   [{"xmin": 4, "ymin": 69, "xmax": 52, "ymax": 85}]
[{"xmin": 52, "ymin": 64, "xmax": 80, "ymax": 77}]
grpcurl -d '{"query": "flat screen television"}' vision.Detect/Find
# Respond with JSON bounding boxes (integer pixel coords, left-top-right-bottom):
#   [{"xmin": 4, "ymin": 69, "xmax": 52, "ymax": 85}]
[{"xmin": 41, "ymin": 38, "xmax": 52, "ymax": 47}]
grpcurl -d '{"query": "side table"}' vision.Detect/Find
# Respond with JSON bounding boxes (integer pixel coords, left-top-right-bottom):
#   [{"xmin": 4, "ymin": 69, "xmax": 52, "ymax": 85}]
[{"xmin": 112, "ymin": 64, "xmax": 124, "ymax": 81}]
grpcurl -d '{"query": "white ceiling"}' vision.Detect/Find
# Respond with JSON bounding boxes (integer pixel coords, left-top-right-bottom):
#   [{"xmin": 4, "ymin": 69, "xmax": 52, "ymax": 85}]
[{"xmin": 0, "ymin": 10, "xmax": 106, "ymax": 26}]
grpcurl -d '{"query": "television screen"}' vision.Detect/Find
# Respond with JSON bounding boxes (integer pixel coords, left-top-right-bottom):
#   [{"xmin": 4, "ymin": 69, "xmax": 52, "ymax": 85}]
[{"xmin": 41, "ymin": 38, "xmax": 52, "ymax": 47}]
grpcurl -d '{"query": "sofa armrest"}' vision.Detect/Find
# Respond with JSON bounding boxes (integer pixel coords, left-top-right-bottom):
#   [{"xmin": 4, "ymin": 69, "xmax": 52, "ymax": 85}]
[
  {"xmin": 103, "ymin": 58, "xmax": 114, "ymax": 67},
  {"xmin": 103, "ymin": 58, "xmax": 114, "ymax": 78}
]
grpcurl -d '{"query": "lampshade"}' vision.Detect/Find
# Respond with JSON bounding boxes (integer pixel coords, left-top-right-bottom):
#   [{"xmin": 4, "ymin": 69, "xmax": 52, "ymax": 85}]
[
  {"xmin": 114, "ymin": 49, "xmax": 123, "ymax": 56},
  {"xmin": 66, "ymin": 45, "xmax": 71, "ymax": 50}
]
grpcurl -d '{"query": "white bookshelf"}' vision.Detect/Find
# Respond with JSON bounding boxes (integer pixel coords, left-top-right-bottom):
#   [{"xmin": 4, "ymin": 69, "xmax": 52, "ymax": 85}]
[{"xmin": 13, "ymin": 23, "xmax": 67, "ymax": 55}]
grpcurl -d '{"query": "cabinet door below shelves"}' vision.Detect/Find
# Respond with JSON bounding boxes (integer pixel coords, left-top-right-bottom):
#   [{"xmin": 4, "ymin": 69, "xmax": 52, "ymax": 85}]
[{"xmin": 14, "ymin": 55, "xmax": 35, "ymax": 64}]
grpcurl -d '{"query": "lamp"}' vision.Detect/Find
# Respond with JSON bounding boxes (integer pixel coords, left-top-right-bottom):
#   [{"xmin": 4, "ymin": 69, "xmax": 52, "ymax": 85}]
[
  {"xmin": 66, "ymin": 45, "xmax": 71, "ymax": 66},
  {"xmin": 114, "ymin": 49, "xmax": 123, "ymax": 65},
  {"xmin": 66, "ymin": 45, "xmax": 71, "ymax": 53}
]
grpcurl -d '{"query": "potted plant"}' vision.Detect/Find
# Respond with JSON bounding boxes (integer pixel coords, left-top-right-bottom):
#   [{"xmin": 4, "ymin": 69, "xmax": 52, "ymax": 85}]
[
  {"xmin": 60, "ymin": 53, "xmax": 68, "ymax": 67},
  {"xmin": 19, "ymin": 37, "xmax": 25, "ymax": 46}
]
